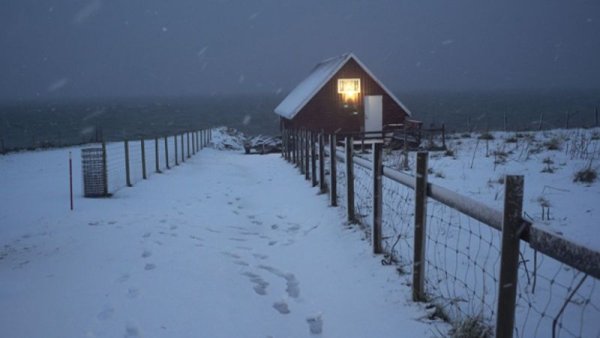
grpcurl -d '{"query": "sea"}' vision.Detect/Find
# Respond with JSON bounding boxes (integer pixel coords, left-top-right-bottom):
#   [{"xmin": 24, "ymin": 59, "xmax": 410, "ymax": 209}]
[{"xmin": 0, "ymin": 89, "xmax": 598, "ymax": 152}]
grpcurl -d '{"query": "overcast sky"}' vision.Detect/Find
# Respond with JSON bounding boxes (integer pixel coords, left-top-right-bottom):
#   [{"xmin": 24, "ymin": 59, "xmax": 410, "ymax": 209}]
[{"xmin": 1, "ymin": 0, "xmax": 599, "ymax": 101}]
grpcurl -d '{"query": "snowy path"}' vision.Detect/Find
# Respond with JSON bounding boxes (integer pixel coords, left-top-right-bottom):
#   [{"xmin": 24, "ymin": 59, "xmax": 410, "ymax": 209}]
[{"xmin": 0, "ymin": 148, "xmax": 438, "ymax": 337}]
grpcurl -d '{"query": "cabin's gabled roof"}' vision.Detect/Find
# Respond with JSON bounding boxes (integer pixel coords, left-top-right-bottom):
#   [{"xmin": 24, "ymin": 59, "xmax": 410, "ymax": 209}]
[{"xmin": 274, "ymin": 52, "xmax": 412, "ymax": 119}]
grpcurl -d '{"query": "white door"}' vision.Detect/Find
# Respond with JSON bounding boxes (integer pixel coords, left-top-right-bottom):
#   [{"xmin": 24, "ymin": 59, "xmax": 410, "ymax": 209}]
[{"xmin": 364, "ymin": 95, "xmax": 383, "ymax": 132}]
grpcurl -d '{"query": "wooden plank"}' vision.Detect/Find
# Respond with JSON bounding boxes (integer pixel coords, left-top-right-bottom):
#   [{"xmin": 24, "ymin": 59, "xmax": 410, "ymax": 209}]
[{"xmin": 102, "ymin": 141, "xmax": 108, "ymax": 195}]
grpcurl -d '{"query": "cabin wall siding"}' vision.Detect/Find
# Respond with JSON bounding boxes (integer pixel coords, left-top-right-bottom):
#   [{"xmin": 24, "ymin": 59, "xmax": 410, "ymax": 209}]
[{"xmin": 282, "ymin": 58, "xmax": 408, "ymax": 133}]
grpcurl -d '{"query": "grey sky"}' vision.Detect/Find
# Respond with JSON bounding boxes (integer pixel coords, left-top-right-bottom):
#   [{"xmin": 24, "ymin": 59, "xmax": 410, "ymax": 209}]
[{"xmin": 1, "ymin": 0, "xmax": 599, "ymax": 101}]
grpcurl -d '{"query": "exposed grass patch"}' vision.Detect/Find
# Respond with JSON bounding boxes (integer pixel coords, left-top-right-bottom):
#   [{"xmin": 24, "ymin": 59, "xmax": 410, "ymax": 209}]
[
  {"xmin": 505, "ymin": 135, "xmax": 518, "ymax": 143},
  {"xmin": 478, "ymin": 132, "xmax": 494, "ymax": 140},
  {"xmin": 573, "ymin": 167, "xmax": 597, "ymax": 183},
  {"xmin": 544, "ymin": 137, "xmax": 562, "ymax": 150},
  {"xmin": 449, "ymin": 315, "xmax": 493, "ymax": 338}
]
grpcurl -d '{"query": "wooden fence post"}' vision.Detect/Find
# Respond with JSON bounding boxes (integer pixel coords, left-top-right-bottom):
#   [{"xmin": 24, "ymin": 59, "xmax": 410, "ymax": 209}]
[
  {"xmin": 124, "ymin": 140, "xmax": 132, "ymax": 187},
  {"xmin": 300, "ymin": 130, "xmax": 305, "ymax": 174},
  {"xmin": 164, "ymin": 137, "xmax": 170, "ymax": 169},
  {"xmin": 174, "ymin": 135, "xmax": 179, "ymax": 166},
  {"xmin": 441, "ymin": 123, "xmax": 446, "ymax": 149},
  {"xmin": 141, "ymin": 138, "xmax": 147, "ymax": 179},
  {"xmin": 495, "ymin": 175, "xmax": 524, "ymax": 338},
  {"xmin": 345, "ymin": 136, "xmax": 355, "ymax": 223},
  {"xmin": 413, "ymin": 151, "xmax": 428, "ymax": 301},
  {"xmin": 102, "ymin": 141, "xmax": 108, "ymax": 195},
  {"xmin": 155, "ymin": 138, "xmax": 160, "ymax": 173},
  {"xmin": 403, "ymin": 123, "xmax": 409, "ymax": 170},
  {"xmin": 304, "ymin": 130, "xmax": 310, "ymax": 181},
  {"xmin": 191, "ymin": 132, "xmax": 195, "ymax": 154},
  {"xmin": 319, "ymin": 131, "xmax": 326, "ymax": 193},
  {"xmin": 311, "ymin": 131, "xmax": 317, "ymax": 187},
  {"xmin": 181, "ymin": 134, "xmax": 185, "ymax": 163},
  {"xmin": 187, "ymin": 132, "xmax": 191, "ymax": 158},
  {"xmin": 372, "ymin": 142, "xmax": 383, "ymax": 254},
  {"xmin": 294, "ymin": 129, "xmax": 299, "ymax": 166},
  {"xmin": 329, "ymin": 134, "xmax": 337, "ymax": 206}
]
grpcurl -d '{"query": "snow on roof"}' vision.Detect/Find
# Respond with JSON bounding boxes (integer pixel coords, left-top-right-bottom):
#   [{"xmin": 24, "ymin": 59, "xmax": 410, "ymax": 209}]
[{"xmin": 274, "ymin": 53, "xmax": 412, "ymax": 119}]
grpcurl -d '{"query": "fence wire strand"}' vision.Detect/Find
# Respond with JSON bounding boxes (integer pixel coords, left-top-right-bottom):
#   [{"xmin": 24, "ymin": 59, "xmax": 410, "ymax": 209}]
[{"xmin": 305, "ymin": 133, "xmax": 600, "ymax": 337}]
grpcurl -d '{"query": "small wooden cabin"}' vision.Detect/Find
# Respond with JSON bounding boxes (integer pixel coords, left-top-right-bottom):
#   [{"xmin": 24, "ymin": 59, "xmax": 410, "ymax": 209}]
[{"xmin": 275, "ymin": 53, "xmax": 415, "ymax": 135}]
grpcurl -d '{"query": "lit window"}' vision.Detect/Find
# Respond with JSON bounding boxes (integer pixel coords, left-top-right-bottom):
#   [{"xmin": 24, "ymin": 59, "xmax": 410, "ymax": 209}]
[{"xmin": 337, "ymin": 78, "xmax": 360, "ymax": 108}]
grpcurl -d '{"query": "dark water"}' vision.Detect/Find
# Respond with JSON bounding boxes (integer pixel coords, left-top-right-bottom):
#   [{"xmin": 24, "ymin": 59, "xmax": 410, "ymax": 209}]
[{"xmin": 0, "ymin": 90, "xmax": 598, "ymax": 152}]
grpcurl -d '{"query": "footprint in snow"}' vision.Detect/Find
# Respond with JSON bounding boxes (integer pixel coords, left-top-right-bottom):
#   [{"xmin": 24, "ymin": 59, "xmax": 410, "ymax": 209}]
[
  {"xmin": 141, "ymin": 250, "xmax": 152, "ymax": 258},
  {"xmin": 258, "ymin": 265, "xmax": 300, "ymax": 299},
  {"xmin": 242, "ymin": 272, "xmax": 269, "ymax": 296},
  {"xmin": 97, "ymin": 305, "xmax": 115, "ymax": 320},
  {"xmin": 144, "ymin": 263, "xmax": 156, "ymax": 271},
  {"xmin": 306, "ymin": 314, "xmax": 323, "ymax": 335},
  {"xmin": 142, "ymin": 232, "xmax": 151, "ymax": 238},
  {"xmin": 273, "ymin": 300, "xmax": 290, "ymax": 315},
  {"xmin": 116, "ymin": 273, "xmax": 130, "ymax": 283},
  {"xmin": 124, "ymin": 323, "xmax": 141, "ymax": 338},
  {"xmin": 127, "ymin": 288, "xmax": 140, "ymax": 299},
  {"xmin": 169, "ymin": 225, "xmax": 178, "ymax": 230},
  {"xmin": 221, "ymin": 252, "xmax": 241, "ymax": 259}
]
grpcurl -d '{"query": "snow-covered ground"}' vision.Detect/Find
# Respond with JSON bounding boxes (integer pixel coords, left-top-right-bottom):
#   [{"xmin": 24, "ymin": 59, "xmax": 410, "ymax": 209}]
[
  {"xmin": 0, "ymin": 136, "xmax": 443, "ymax": 337},
  {"xmin": 385, "ymin": 127, "xmax": 600, "ymax": 251}
]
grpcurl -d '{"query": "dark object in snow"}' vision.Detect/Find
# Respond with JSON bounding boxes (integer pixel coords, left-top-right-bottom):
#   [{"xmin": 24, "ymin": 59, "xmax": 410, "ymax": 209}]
[
  {"xmin": 573, "ymin": 167, "xmax": 597, "ymax": 183},
  {"xmin": 244, "ymin": 135, "xmax": 282, "ymax": 154}
]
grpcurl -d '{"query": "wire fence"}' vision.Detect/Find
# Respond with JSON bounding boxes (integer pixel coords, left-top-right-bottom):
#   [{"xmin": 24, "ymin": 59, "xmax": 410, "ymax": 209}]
[
  {"xmin": 82, "ymin": 129, "xmax": 212, "ymax": 196},
  {"xmin": 282, "ymin": 128, "xmax": 600, "ymax": 338}
]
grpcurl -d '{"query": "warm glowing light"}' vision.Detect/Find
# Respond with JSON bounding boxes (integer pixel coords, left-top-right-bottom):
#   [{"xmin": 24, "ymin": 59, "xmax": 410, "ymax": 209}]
[
  {"xmin": 338, "ymin": 78, "xmax": 360, "ymax": 107},
  {"xmin": 338, "ymin": 78, "xmax": 360, "ymax": 94}
]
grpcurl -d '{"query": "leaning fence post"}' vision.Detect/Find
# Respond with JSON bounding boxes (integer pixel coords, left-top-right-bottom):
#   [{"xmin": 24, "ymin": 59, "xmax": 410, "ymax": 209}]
[
  {"xmin": 329, "ymin": 134, "xmax": 337, "ymax": 206},
  {"xmin": 372, "ymin": 142, "xmax": 383, "ymax": 254},
  {"xmin": 174, "ymin": 135, "xmax": 179, "ymax": 166},
  {"xmin": 413, "ymin": 151, "xmax": 428, "ymax": 301},
  {"xmin": 495, "ymin": 175, "xmax": 524, "ymax": 338},
  {"xmin": 141, "ymin": 138, "xmax": 147, "ymax": 179},
  {"xmin": 311, "ymin": 131, "xmax": 317, "ymax": 187},
  {"xmin": 155, "ymin": 137, "xmax": 160, "ymax": 173},
  {"xmin": 102, "ymin": 141, "xmax": 108, "ymax": 195},
  {"xmin": 191, "ymin": 132, "xmax": 195, "ymax": 155},
  {"xmin": 345, "ymin": 136, "xmax": 355, "ymax": 223},
  {"xmin": 319, "ymin": 131, "xmax": 326, "ymax": 193},
  {"xmin": 124, "ymin": 140, "xmax": 132, "ymax": 187}
]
